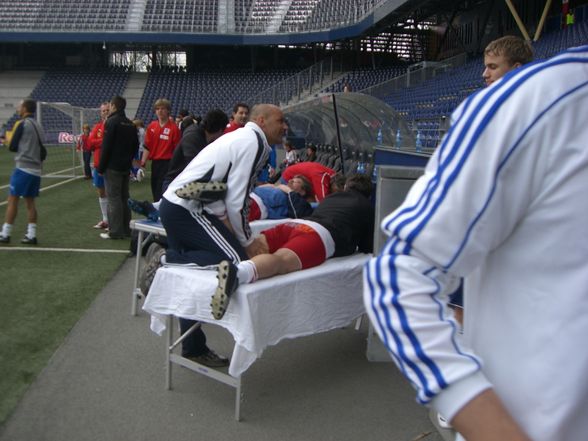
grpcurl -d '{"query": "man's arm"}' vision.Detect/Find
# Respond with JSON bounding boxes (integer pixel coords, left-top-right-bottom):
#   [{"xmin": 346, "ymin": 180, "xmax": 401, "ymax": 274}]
[
  {"xmin": 97, "ymin": 119, "xmax": 115, "ymax": 173},
  {"xmin": 364, "ymin": 74, "xmax": 548, "ymax": 429},
  {"xmin": 8, "ymin": 120, "xmax": 23, "ymax": 152}
]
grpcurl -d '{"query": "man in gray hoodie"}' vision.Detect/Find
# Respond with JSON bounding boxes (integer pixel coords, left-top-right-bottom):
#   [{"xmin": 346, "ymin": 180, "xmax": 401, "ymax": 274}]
[{"xmin": 0, "ymin": 98, "xmax": 45, "ymax": 245}]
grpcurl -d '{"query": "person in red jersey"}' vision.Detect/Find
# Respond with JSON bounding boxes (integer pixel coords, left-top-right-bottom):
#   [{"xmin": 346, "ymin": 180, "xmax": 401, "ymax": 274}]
[{"xmin": 140, "ymin": 98, "xmax": 181, "ymax": 202}]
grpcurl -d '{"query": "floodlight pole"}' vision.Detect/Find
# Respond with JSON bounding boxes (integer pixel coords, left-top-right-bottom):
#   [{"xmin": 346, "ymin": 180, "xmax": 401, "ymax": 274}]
[{"xmin": 331, "ymin": 93, "xmax": 345, "ymax": 175}]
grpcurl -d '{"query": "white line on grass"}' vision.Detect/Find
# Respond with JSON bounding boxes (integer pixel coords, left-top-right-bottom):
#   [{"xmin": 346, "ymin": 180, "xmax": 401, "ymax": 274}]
[
  {"xmin": 0, "ymin": 176, "xmax": 82, "ymax": 206},
  {"xmin": 0, "ymin": 247, "xmax": 129, "ymax": 253}
]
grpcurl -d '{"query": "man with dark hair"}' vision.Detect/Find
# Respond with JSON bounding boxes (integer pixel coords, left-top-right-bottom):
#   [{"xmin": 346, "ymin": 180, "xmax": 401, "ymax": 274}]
[
  {"xmin": 97, "ymin": 95, "xmax": 139, "ymax": 240},
  {"xmin": 163, "ymin": 109, "xmax": 228, "ymax": 190},
  {"xmin": 482, "ymin": 35, "xmax": 534, "ymax": 87},
  {"xmin": 0, "ymin": 98, "xmax": 44, "ymax": 244},
  {"xmin": 224, "ymin": 102, "xmax": 249, "ymax": 133},
  {"xmin": 210, "ymin": 174, "xmax": 374, "ymax": 319}
]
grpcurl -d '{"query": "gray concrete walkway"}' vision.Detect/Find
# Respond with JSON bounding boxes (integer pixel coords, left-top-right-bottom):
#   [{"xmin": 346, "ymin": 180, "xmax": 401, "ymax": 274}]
[{"xmin": 0, "ymin": 257, "xmax": 449, "ymax": 441}]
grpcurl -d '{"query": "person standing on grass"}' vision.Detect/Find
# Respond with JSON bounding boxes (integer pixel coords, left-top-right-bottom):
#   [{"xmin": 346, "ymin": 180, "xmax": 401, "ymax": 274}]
[
  {"xmin": 96, "ymin": 95, "xmax": 139, "ymax": 240},
  {"xmin": 88, "ymin": 102, "xmax": 110, "ymax": 230},
  {"xmin": 140, "ymin": 98, "xmax": 181, "ymax": 202},
  {"xmin": 0, "ymin": 98, "xmax": 45, "ymax": 245}
]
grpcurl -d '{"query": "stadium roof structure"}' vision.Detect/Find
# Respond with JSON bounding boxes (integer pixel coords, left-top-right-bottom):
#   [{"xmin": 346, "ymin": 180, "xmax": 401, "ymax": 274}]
[{"xmin": 0, "ymin": 0, "xmax": 443, "ymax": 46}]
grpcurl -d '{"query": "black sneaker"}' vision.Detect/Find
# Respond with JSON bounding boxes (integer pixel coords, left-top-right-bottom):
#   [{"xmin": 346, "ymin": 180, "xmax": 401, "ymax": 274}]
[
  {"xmin": 139, "ymin": 244, "xmax": 166, "ymax": 296},
  {"xmin": 211, "ymin": 260, "xmax": 239, "ymax": 320},
  {"xmin": 21, "ymin": 236, "xmax": 37, "ymax": 245},
  {"xmin": 175, "ymin": 181, "xmax": 227, "ymax": 203},
  {"xmin": 0, "ymin": 235, "xmax": 10, "ymax": 244},
  {"xmin": 186, "ymin": 349, "xmax": 229, "ymax": 368}
]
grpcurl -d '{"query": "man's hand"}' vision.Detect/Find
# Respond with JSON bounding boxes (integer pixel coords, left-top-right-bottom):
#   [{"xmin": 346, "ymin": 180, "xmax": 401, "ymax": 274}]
[
  {"xmin": 245, "ymin": 235, "xmax": 268, "ymax": 258},
  {"xmin": 451, "ymin": 389, "xmax": 531, "ymax": 441}
]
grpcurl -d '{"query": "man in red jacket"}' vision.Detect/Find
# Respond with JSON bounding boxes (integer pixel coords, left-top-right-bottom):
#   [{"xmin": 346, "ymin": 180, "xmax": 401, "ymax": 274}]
[
  {"xmin": 140, "ymin": 98, "xmax": 181, "ymax": 202},
  {"xmin": 223, "ymin": 102, "xmax": 249, "ymax": 134},
  {"xmin": 88, "ymin": 102, "xmax": 110, "ymax": 230}
]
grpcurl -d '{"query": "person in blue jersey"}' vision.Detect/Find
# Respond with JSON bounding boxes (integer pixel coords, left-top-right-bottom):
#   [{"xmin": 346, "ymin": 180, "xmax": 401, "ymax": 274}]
[{"xmin": 364, "ymin": 46, "xmax": 588, "ymax": 441}]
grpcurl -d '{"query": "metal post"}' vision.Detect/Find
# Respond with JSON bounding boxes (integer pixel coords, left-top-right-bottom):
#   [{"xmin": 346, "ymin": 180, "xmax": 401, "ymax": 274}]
[{"xmin": 332, "ymin": 94, "xmax": 345, "ymax": 175}]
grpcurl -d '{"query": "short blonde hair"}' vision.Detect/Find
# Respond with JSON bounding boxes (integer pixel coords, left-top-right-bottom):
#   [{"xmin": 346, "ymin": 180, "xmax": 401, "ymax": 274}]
[
  {"xmin": 484, "ymin": 36, "xmax": 534, "ymax": 66},
  {"xmin": 153, "ymin": 98, "xmax": 171, "ymax": 111}
]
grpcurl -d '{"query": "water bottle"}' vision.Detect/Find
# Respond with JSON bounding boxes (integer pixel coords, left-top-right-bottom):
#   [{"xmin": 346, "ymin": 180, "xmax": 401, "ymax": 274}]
[
  {"xmin": 416, "ymin": 130, "xmax": 423, "ymax": 153},
  {"xmin": 376, "ymin": 128, "xmax": 383, "ymax": 146},
  {"xmin": 395, "ymin": 128, "xmax": 402, "ymax": 149},
  {"xmin": 357, "ymin": 161, "xmax": 365, "ymax": 174},
  {"xmin": 371, "ymin": 164, "xmax": 378, "ymax": 184}
]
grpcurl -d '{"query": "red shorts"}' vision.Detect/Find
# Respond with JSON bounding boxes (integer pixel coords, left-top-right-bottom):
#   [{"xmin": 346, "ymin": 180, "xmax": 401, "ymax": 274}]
[{"xmin": 262, "ymin": 223, "xmax": 326, "ymax": 269}]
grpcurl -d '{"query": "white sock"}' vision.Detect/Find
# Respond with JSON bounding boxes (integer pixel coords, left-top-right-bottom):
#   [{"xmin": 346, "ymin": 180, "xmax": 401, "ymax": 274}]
[
  {"xmin": 26, "ymin": 223, "xmax": 37, "ymax": 239},
  {"xmin": 99, "ymin": 197, "xmax": 109, "ymax": 223},
  {"xmin": 237, "ymin": 260, "xmax": 258, "ymax": 284},
  {"xmin": 1, "ymin": 223, "xmax": 13, "ymax": 237}
]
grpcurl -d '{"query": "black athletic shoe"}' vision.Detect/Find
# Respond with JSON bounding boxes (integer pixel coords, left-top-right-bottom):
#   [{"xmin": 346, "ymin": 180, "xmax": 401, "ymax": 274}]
[
  {"xmin": 20, "ymin": 236, "xmax": 37, "ymax": 245},
  {"xmin": 185, "ymin": 349, "xmax": 229, "ymax": 368},
  {"xmin": 211, "ymin": 260, "xmax": 239, "ymax": 320},
  {"xmin": 175, "ymin": 181, "xmax": 227, "ymax": 203},
  {"xmin": 0, "ymin": 235, "xmax": 10, "ymax": 244}
]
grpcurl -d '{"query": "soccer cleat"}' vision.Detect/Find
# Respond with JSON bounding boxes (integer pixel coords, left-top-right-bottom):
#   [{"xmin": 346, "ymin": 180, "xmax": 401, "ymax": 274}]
[
  {"xmin": 0, "ymin": 235, "xmax": 10, "ymax": 244},
  {"xmin": 139, "ymin": 244, "xmax": 166, "ymax": 296},
  {"xmin": 20, "ymin": 236, "xmax": 37, "ymax": 245},
  {"xmin": 185, "ymin": 349, "xmax": 229, "ymax": 368},
  {"xmin": 175, "ymin": 181, "xmax": 227, "ymax": 203},
  {"xmin": 93, "ymin": 220, "xmax": 108, "ymax": 229},
  {"xmin": 210, "ymin": 260, "xmax": 239, "ymax": 320}
]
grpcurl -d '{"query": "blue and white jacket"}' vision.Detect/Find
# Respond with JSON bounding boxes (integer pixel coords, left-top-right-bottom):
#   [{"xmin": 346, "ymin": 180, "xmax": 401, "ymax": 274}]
[{"xmin": 364, "ymin": 46, "xmax": 588, "ymax": 441}]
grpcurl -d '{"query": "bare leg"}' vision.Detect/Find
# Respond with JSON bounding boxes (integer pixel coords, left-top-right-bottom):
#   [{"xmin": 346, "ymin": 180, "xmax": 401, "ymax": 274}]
[
  {"xmin": 5, "ymin": 195, "xmax": 19, "ymax": 224},
  {"xmin": 251, "ymin": 248, "xmax": 302, "ymax": 280},
  {"xmin": 23, "ymin": 197, "xmax": 37, "ymax": 223}
]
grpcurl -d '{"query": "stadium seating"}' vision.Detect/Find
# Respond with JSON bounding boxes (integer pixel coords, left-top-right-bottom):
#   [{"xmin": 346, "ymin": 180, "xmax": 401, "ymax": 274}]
[
  {"xmin": 134, "ymin": 68, "xmax": 300, "ymax": 123},
  {"xmin": 141, "ymin": 0, "xmax": 218, "ymax": 33}
]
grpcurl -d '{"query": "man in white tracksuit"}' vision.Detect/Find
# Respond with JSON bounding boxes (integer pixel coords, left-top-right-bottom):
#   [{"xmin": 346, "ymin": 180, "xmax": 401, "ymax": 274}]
[{"xmin": 364, "ymin": 46, "xmax": 588, "ymax": 440}]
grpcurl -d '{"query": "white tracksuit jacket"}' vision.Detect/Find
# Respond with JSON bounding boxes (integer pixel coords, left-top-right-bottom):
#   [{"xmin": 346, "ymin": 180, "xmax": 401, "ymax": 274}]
[
  {"xmin": 163, "ymin": 122, "xmax": 270, "ymax": 247},
  {"xmin": 364, "ymin": 46, "xmax": 588, "ymax": 440}
]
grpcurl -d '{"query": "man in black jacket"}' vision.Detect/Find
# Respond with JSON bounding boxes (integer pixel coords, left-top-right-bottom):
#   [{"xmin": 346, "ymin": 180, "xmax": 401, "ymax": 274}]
[
  {"xmin": 98, "ymin": 95, "xmax": 139, "ymax": 239},
  {"xmin": 162, "ymin": 109, "xmax": 228, "ymax": 191},
  {"xmin": 210, "ymin": 173, "xmax": 374, "ymax": 319}
]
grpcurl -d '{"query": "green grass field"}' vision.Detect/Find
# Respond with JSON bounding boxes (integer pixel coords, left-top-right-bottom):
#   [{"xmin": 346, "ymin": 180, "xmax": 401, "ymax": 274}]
[{"xmin": 0, "ymin": 146, "xmax": 152, "ymax": 425}]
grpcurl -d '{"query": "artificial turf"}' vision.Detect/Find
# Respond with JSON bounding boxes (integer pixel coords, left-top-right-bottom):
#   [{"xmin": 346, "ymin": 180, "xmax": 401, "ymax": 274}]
[{"xmin": 0, "ymin": 146, "xmax": 152, "ymax": 425}]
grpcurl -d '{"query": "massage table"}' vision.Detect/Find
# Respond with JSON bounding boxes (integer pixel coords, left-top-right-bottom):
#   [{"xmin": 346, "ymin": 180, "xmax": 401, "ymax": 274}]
[
  {"xmin": 129, "ymin": 218, "xmax": 287, "ymax": 315},
  {"xmin": 142, "ymin": 252, "xmax": 370, "ymax": 420}
]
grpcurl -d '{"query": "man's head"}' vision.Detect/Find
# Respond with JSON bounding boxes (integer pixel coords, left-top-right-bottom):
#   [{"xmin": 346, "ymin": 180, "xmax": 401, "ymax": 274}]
[
  {"xmin": 110, "ymin": 95, "xmax": 126, "ymax": 114},
  {"xmin": 99, "ymin": 101, "xmax": 110, "ymax": 121},
  {"xmin": 345, "ymin": 174, "xmax": 373, "ymax": 198},
  {"xmin": 483, "ymin": 36, "xmax": 534, "ymax": 86},
  {"xmin": 82, "ymin": 123, "xmax": 90, "ymax": 134},
  {"xmin": 249, "ymin": 104, "xmax": 287, "ymax": 145},
  {"xmin": 284, "ymin": 140, "xmax": 294, "ymax": 151},
  {"xmin": 176, "ymin": 108, "xmax": 190, "ymax": 125},
  {"xmin": 153, "ymin": 98, "xmax": 172, "ymax": 123},
  {"xmin": 287, "ymin": 174, "xmax": 312, "ymax": 197},
  {"xmin": 232, "ymin": 103, "xmax": 249, "ymax": 126},
  {"xmin": 330, "ymin": 173, "xmax": 347, "ymax": 193},
  {"xmin": 202, "ymin": 109, "xmax": 229, "ymax": 143},
  {"xmin": 306, "ymin": 144, "xmax": 317, "ymax": 160},
  {"xmin": 19, "ymin": 98, "xmax": 36, "ymax": 117}
]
